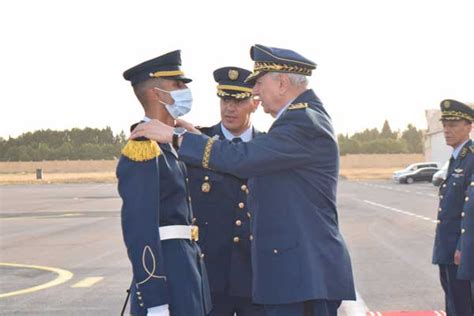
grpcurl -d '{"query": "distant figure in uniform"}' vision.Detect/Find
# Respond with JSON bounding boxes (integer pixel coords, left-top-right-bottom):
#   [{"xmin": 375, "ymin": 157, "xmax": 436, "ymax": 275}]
[
  {"xmin": 433, "ymin": 99, "xmax": 473, "ymax": 316},
  {"xmin": 186, "ymin": 66, "xmax": 264, "ymax": 316},
  {"xmin": 117, "ymin": 50, "xmax": 212, "ymax": 316},
  {"xmin": 131, "ymin": 44, "xmax": 356, "ymax": 316}
]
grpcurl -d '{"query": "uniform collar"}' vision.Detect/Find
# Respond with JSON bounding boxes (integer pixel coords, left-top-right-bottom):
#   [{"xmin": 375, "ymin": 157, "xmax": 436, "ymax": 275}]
[
  {"xmin": 220, "ymin": 123, "xmax": 253, "ymax": 142},
  {"xmin": 275, "ymin": 98, "xmax": 295, "ymax": 120},
  {"xmin": 143, "ymin": 116, "xmax": 151, "ymax": 122},
  {"xmin": 452, "ymin": 139, "xmax": 470, "ymax": 159}
]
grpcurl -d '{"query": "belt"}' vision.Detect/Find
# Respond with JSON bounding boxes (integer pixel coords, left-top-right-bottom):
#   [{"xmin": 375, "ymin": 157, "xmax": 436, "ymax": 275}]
[{"xmin": 159, "ymin": 225, "xmax": 199, "ymax": 242}]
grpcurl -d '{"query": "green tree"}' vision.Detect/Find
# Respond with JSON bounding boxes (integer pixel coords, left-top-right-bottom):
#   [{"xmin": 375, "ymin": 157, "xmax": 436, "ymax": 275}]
[{"xmin": 402, "ymin": 124, "xmax": 423, "ymax": 153}]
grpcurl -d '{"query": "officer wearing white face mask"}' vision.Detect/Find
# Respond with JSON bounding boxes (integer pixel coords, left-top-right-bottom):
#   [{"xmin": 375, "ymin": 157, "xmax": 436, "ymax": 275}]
[{"xmin": 119, "ymin": 50, "xmax": 212, "ymax": 316}]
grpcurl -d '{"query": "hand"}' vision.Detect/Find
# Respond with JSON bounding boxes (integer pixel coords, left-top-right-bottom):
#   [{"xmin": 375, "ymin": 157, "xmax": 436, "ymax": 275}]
[
  {"xmin": 454, "ymin": 250, "xmax": 461, "ymax": 265},
  {"xmin": 176, "ymin": 118, "xmax": 201, "ymax": 134},
  {"xmin": 147, "ymin": 304, "xmax": 170, "ymax": 316},
  {"xmin": 130, "ymin": 120, "xmax": 173, "ymax": 143}
]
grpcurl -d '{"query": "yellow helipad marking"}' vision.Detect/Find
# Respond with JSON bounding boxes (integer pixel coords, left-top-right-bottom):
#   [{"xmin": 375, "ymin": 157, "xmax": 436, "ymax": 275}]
[
  {"xmin": 0, "ymin": 262, "xmax": 74, "ymax": 298},
  {"xmin": 0, "ymin": 213, "xmax": 82, "ymax": 221},
  {"xmin": 71, "ymin": 277, "xmax": 104, "ymax": 288}
]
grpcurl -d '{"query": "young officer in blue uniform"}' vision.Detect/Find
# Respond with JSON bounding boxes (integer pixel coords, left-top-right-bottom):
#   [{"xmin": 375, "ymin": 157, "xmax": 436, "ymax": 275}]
[
  {"xmin": 187, "ymin": 66, "xmax": 264, "ymax": 316},
  {"xmin": 118, "ymin": 50, "xmax": 212, "ymax": 316},
  {"xmin": 130, "ymin": 44, "xmax": 356, "ymax": 316},
  {"xmin": 432, "ymin": 99, "xmax": 473, "ymax": 316}
]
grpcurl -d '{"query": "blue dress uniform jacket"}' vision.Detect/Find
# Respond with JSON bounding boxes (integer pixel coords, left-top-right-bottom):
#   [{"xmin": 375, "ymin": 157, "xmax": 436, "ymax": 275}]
[
  {"xmin": 117, "ymin": 139, "xmax": 212, "ymax": 316},
  {"xmin": 187, "ymin": 124, "xmax": 262, "ymax": 298},
  {"xmin": 458, "ymin": 157, "xmax": 474, "ymax": 280},
  {"xmin": 433, "ymin": 140, "xmax": 474, "ymax": 265},
  {"xmin": 178, "ymin": 89, "xmax": 356, "ymax": 304}
]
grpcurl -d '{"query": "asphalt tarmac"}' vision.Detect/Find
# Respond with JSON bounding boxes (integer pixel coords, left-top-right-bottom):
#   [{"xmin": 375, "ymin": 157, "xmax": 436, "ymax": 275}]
[{"xmin": 0, "ymin": 180, "xmax": 448, "ymax": 315}]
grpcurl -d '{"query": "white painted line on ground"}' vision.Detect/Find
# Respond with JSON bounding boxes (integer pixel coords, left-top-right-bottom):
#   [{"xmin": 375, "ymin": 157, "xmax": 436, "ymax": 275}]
[
  {"xmin": 364, "ymin": 200, "xmax": 437, "ymax": 224},
  {"xmin": 341, "ymin": 290, "xmax": 369, "ymax": 316},
  {"xmin": 71, "ymin": 277, "xmax": 104, "ymax": 288},
  {"xmin": 359, "ymin": 182, "xmax": 438, "ymax": 198},
  {"xmin": 0, "ymin": 262, "xmax": 73, "ymax": 298},
  {"xmin": 0, "ymin": 213, "xmax": 82, "ymax": 221}
]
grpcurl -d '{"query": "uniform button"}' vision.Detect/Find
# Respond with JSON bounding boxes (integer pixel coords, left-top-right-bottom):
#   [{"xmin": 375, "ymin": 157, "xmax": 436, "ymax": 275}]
[
  {"xmin": 439, "ymin": 195, "xmax": 443, "ymax": 199},
  {"xmin": 438, "ymin": 207, "xmax": 442, "ymax": 212},
  {"xmin": 461, "ymin": 228, "xmax": 466, "ymax": 234},
  {"xmin": 188, "ymin": 196, "xmax": 192, "ymax": 202},
  {"xmin": 204, "ymin": 176, "xmax": 209, "ymax": 181},
  {"xmin": 437, "ymin": 220, "xmax": 441, "ymax": 224},
  {"xmin": 466, "ymin": 197, "xmax": 470, "ymax": 202},
  {"xmin": 192, "ymin": 217, "xmax": 197, "ymax": 224},
  {"xmin": 273, "ymin": 249, "xmax": 278, "ymax": 254},
  {"xmin": 136, "ymin": 291, "xmax": 141, "ymax": 295},
  {"xmin": 249, "ymin": 235, "xmax": 254, "ymax": 241},
  {"xmin": 238, "ymin": 202, "xmax": 245, "ymax": 209},
  {"xmin": 247, "ymin": 212, "xmax": 251, "ymax": 218},
  {"xmin": 453, "ymin": 182, "xmax": 456, "ymax": 186},
  {"xmin": 235, "ymin": 220, "xmax": 242, "ymax": 226},
  {"xmin": 233, "ymin": 237, "xmax": 240, "ymax": 243},
  {"xmin": 241, "ymin": 184, "xmax": 248, "ymax": 191},
  {"xmin": 201, "ymin": 253, "xmax": 205, "ymax": 258},
  {"xmin": 139, "ymin": 303, "xmax": 144, "ymax": 307},
  {"xmin": 442, "ymin": 184, "xmax": 447, "ymax": 188},
  {"xmin": 138, "ymin": 296, "xmax": 142, "ymax": 301},
  {"xmin": 461, "ymin": 212, "xmax": 465, "ymax": 217},
  {"xmin": 471, "ymin": 181, "xmax": 474, "ymax": 186},
  {"xmin": 186, "ymin": 177, "xmax": 189, "ymax": 183}
]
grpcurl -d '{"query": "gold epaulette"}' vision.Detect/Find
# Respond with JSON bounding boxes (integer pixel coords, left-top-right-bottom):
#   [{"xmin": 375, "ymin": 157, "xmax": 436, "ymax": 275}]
[
  {"xmin": 288, "ymin": 102, "xmax": 308, "ymax": 110},
  {"xmin": 122, "ymin": 140, "xmax": 161, "ymax": 162},
  {"xmin": 470, "ymin": 145, "xmax": 474, "ymax": 153}
]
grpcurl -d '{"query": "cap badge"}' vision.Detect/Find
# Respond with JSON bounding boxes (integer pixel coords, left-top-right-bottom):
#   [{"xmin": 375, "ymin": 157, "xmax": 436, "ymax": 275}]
[{"xmin": 228, "ymin": 69, "xmax": 239, "ymax": 81}]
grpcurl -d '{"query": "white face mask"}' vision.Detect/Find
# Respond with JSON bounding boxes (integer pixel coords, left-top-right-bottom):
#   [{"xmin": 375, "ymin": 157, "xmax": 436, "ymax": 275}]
[{"xmin": 155, "ymin": 87, "xmax": 193, "ymax": 119}]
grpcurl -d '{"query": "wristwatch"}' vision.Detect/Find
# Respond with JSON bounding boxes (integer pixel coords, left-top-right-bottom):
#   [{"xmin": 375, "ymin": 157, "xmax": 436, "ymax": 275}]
[{"xmin": 172, "ymin": 127, "xmax": 187, "ymax": 148}]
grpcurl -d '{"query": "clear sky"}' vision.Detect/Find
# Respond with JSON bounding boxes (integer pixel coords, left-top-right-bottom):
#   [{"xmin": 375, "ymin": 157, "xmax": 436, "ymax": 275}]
[{"xmin": 1, "ymin": 0, "xmax": 473, "ymax": 139}]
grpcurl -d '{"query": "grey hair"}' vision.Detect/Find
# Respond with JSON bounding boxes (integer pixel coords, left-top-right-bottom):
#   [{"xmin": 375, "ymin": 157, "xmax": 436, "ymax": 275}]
[{"xmin": 270, "ymin": 72, "xmax": 308, "ymax": 88}]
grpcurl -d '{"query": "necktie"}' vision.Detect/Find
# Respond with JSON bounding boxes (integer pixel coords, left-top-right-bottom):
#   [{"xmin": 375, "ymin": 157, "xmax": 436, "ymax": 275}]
[
  {"xmin": 232, "ymin": 137, "xmax": 242, "ymax": 143},
  {"xmin": 447, "ymin": 156, "xmax": 455, "ymax": 175}
]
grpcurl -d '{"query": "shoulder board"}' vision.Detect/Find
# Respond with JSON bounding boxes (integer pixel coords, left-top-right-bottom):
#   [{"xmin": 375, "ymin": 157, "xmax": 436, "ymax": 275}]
[
  {"xmin": 288, "ymin": 102, "xmax": 308, "ymax": 111},
  {"xmin": 460, "ymin": 147, "xmax": 468, "ymax": 158},
  {"xmin": 122, "ymin": 140, "xmax": 161, "ymax": 162},
  {"xmin": 471, "ymin": 145, "xmax": 474, "ymax": 153}
]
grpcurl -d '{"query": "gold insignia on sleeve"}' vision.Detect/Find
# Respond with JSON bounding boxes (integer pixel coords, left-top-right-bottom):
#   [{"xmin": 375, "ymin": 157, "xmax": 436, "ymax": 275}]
[
  {"xmin": 136, "ymin": 246, "xmax": 167, "ymax": 285},
  {"xmin": 122, "ymin": 140, "xmax": 161, "ymax": 162},
  {"xmin": 288, "ymin": 102, "xmax": 308, "ymax": 110},
  {"xmin": 202, "ymin": 137, "xmax": 216, "ymax": 169},
  {"xmin": 443, "ymin": 100, "xmax": 450, "ymax": 108},
  {"xmin": 228, "ymin": 69, "xmax": 239, "ymax": 80}
]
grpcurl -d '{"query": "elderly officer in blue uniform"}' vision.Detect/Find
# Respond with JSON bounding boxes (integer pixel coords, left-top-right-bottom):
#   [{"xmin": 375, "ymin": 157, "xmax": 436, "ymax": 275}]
[
  {"xmin": 187, "ymin": 66, "xmax": 264, "ymax": 316},
  {"xmin": 118, "ymin": 50, "xmax": 212, "ymax": 316},
  {"xmin": 131, "ymin": 44, "xmax": 356, "ymax": 316},
  {"xmin": 433, "ymin": 99, "xmax": 473, "ymax": 316}
]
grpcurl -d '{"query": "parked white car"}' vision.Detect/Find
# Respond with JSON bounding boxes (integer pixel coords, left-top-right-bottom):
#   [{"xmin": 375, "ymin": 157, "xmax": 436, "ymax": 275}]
[{"xmin": 432, "ymin": 160, "xmax": 449, "ymax": 186}]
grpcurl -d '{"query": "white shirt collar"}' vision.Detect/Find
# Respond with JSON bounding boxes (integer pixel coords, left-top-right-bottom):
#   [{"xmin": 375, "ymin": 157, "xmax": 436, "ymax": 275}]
[
  {"xmin": 275, "ymin": 98, "xmax": 296, "ymax": 120},
  {"xmin": 452, "ymin": 139, "xmax": 470, "ymax": 159},
  {"xmin": 220, "ymin": 123, "xmax": 253, "ymax": 142},
  {"xmin": 143, "ymin": 116, "xmax": 151, "ymax": 122}
]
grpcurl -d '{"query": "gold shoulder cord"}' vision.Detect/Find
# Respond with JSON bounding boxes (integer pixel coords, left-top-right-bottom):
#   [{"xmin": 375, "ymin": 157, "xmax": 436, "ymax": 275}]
[{"xmin": 202, "ymin": 138, "xmax": 216, "ymax": 169}]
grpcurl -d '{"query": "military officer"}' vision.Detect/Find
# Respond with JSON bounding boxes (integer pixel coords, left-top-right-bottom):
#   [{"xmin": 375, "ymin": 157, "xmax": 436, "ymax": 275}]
[
  {"xmin": 433, "ymin": 99, "xmax": 473, "ymax": 315},
  {"xmin": 186, "ymin": 66, "xmax": 264, "ymax": 316},
  {"xmin": 131, "ymin": 44, "xmax": 356, "ymax": 316},
  {"xmin": 118, "ymin": 50, "xmax": 212, "ymax": 316}
]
